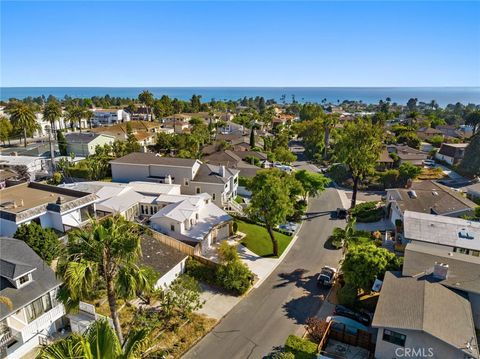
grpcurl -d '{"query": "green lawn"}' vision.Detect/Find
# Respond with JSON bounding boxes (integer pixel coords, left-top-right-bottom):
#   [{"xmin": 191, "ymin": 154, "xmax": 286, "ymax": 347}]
[{"xmin": 237, "ymin": 219, "xmax": 292, "ymax": 257}]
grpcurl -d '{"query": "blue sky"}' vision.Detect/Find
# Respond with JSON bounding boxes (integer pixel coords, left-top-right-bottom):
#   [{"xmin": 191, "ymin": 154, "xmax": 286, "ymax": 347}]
[{"xmin": 1, "ymin": 1, "xmax": 479, "ymax": 87}]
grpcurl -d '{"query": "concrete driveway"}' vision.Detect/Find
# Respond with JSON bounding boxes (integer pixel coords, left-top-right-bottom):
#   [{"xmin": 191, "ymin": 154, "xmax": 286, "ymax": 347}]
[{"xmin": 183, "ymin": 189, "xmax": 345, "ymax": 359}]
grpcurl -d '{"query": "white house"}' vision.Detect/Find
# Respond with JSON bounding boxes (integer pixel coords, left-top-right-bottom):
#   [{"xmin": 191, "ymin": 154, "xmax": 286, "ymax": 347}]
[
  {"xmin": 0, "ymin": 182, "xmax": 97, "ymax": 236},
  {"xmin": 435, "ymin": 143, "xmax": 469, "ymax": 165},
  {"xmin": 92, "ymin": 109, "xmax": 130, "ymax": 126},
  {"xmin": 150, "ymin": 193, "xmax": 232, "ymax": 254},
  {"xmin": 110, "ymin": 153, "xmax": 239, "ymax": 208},
  {"xmin": 0, "ymin": 238, "xmax": 67, "ymax": 359}
]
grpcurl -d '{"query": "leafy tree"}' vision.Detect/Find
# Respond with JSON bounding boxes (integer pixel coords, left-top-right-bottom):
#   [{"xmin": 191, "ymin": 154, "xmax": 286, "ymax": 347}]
[
  {"xmin": 294, "ymin": 170, "xmax": 330, "ymax": 201},
  {"xmin": 274, "ymin": 147, "xmax": 296, "ymax": 164},
  {"xmin": 296, "ymin": 118, "xmax": 324, "ymax": 160},
  {"xmin": 58, "ymin": 216, "xmax": 153, "ymax": 342},
  {"xmin": 398, "ymin": 162, "xmax": 422, "ymax": 184},
  {"xmin": 138, "ymin": 90, "xmax": 155, "ymax": 120},
  {"xmin": 247, "ymin": 169, "xmax": 297, "ymax": 256},
  {"xmin": 6, "ymin": 102, "xmax": 38, "ymax": 147},
  {"xmin": 190, "ymin": 94, "xmax": 202, "ymax": 113},
  {"xmin": 341, "ymin": 243, "xmax": 401, "ymax": 292},
  {"xmin": 37, "ymin": 319, "xmax": 162, "ymax": 359},
  {"xmin": 334, "ymin": 121, "xmax": 383, "ymax": 208},
  {"xmin": 13, "ymin": 222, "xmax": 61, "ymax": 265},
  {"xmin": 125, "ymin": 122, "xmax": 141, "ymax": 153},
  {"xmin": 0, "ymin": 116, "xmax": 13, "ymax": 145},
  {"xmin": 397, "ymin": 131, "xmax": 421, "ymax": 149},
  {"xmin": 215, "ymin": 260, "xmax": 253, "ymax": 295},
  {"xmin": 57, "ymin": 130, "xmax": 68, "ymax": 156},
  {"xmin": 250, "ymin": 126, "xmax": 256, "ymax": 148},
  {"xmin": 458, "ymin": 133, "xmax": 480, "ymax": 177},
  {"xmin": 322, "ymin": 114, "xmax": 339, "ymax": 158},
  {"xmin": 299, "ymin": 103, "xmax": 323, "ymax": 121},
  {"xmin": 465, "ymin": 110, "xmax": 480, "ymax": 135}
]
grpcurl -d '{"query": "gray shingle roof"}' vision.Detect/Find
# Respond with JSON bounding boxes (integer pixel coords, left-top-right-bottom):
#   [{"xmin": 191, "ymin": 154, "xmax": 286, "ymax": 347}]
[
  {"xmin": 403, "ymin": 242, "xmax": 480, "ymax": 295},
  {"xmin": 110, "ymin": 152, "xmax": 198, "ymax": 167},
  {"xmin": 0, "ymin": 238, "xmax": 62, "ymax": 320},
  {"xmin": 387, "ymin": 180, "xmax": 476, "ymax": 215},
  {"xmin": 140, "ymin": 235, "xmax": 188, "ymax": 278},
  {"xmin": 372, "ymin": 272, "xmax": 479, "ymax": 358},
  {"xmin": 0, "ymin": 258, "xmax": 35, "ymax": 281},
  {"xmin": 193, "ymin": 163, "xmax": 239, "ymax": 184}
]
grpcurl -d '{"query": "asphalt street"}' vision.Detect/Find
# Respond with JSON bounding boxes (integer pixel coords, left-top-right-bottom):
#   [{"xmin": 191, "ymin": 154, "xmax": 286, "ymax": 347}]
[{"xmin": 183, "ymin": 188, "xmax": 345, "ymax": 359}]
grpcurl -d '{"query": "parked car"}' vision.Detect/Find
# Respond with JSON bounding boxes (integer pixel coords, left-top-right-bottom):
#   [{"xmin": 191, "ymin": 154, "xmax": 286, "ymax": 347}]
[
  {"xmin": 317, "ymin": 266, "xmax": 337, "ymax": 287},
  {"xmin": 423, "ymin": 159, "xmax": 436, "ymax": 167},
  {"xmin": 333, "ymin": 305, "xmax": 372, "ymax": 326},
  {"xmin": 331, "ymin": 208, "xmax": 348, "ymax": 220},
  {"xmin": 278, "ymin": 222, "xmax": 298, "ymax": 235}
]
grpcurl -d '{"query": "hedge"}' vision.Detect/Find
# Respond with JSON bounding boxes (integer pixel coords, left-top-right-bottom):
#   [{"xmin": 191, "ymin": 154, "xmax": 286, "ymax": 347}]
[
  {"xmin": 350, "ymin": 202, "xmax": 384, "ymax": 223},
  {"xmin": 284, "ymin": 335, "xmax": 317, "ymax": 359}
]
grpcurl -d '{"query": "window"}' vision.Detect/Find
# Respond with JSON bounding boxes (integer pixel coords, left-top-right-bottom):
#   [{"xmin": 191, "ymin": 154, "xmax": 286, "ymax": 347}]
[
  {"xmin": 471, "ymin": 250, "xmax": 480, "ymax": 257},
  {"xmin": 212, "ymin": 193, "xmax": 216, "ymax": 201},
  {"xmin": 382, "ymin": 329, "xmax": 406, "ymax": 347},
  {"xmin": 25, "ymin": 294, "xmax": 52, "ymax": 323},
  {"xmin": 184, "ymin": 179, "xmax": 189, "ymax": 186},
  {"xmin": 19, "ymin": 274, "xmax": 30, "ymax": 285},
  {"xmin": 196, "ymin": 187, "xmax": 201, "ymax": 194},
  {"xmin": 196, "ymin": 213, "xmax": 199, "ymax": 220},
  {"xmin": 170, "ymin": 224, "xmax": 175, "ymax": 232},
  {"xmin": 141, "ymin": 205, "xmax": 144, "ymax": 214}
]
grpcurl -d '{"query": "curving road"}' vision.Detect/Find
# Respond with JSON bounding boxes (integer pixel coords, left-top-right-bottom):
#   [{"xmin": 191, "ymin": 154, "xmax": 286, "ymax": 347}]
[{"xmin": 183, "ymin": 188, "xmax": 344, "ymax": 359}]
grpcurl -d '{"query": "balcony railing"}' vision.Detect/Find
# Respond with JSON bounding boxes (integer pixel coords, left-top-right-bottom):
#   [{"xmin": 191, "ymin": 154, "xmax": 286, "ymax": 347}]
[{"xmin": 20, "ymin": 304, "xmax": 65, "ymax": 343}]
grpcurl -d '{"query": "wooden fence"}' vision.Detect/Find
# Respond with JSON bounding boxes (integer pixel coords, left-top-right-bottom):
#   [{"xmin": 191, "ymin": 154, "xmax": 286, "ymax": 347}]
[{"xmin": 148, "ymin": 228, "xmax": 201, "ymax": 256}]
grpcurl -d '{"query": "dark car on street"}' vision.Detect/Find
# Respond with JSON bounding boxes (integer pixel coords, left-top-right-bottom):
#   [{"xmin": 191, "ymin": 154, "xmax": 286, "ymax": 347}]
[
  {"xmin": 330, "ymin": 208, "xmax": 348, "ymax": 220},
  {"xmin": 333, "ymin": 305, "xmax": 372, "ymax": 326},
  {"xmin": 317, "ymin": 266, "xmax": 337, "ymax": 288}
]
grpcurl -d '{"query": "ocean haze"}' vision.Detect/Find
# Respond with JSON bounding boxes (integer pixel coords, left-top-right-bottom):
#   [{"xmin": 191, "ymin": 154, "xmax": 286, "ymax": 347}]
[{"xmin": 1, "ymin": 87, "xmax": 479, "ymax": 107}]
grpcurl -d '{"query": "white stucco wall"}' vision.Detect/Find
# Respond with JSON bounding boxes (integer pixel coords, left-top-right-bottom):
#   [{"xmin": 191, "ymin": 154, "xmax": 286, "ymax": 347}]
[{"xmin": 154, "ymin": 257, "xmax": 188, "ymax": 289}]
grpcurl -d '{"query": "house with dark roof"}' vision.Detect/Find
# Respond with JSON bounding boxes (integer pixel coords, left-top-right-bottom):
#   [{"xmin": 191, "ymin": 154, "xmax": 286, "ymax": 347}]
[
  {"xmin": 65, "ymin": 132, "xmax": 115, "ymax": 157},
  {"xmin": 386, "ymin": 180, "xmax": 477, "ymax": 225},
  {"xmin": 416, "ymin": 127, "xmax": 444, "ymax": 140},
  {"xmin": 435, "ymin": 143, "xmax": 468, "ymax": 165},
  {"xmin": 110, "ymin": 153, "xmax": 239, "ymax": 208},
  {"xmin": 372, "ymin": 271, "xmax": 479, "ymax": 359},
  {"xmin": 203, "ymin": 150, "xmax": 269, "ymax": 178},
  {"xmin": 0, "ymin": 182, "xmax": 97, "ymax": 236},
  {"xmin": 387, "ymin": 145, "xmax": 428, "ymax": 166},
  {"xmin": 0, "ymin": 238, "xmax": 67, "ymax": 359}
]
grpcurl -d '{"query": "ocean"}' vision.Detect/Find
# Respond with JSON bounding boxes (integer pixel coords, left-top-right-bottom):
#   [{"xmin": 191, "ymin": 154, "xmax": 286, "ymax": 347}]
[{"xmin": 1, "ymin": 87, "xmax": 479, "ymax": 106}]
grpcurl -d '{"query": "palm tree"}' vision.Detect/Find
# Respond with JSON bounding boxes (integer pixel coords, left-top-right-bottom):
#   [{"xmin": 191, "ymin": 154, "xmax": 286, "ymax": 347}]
[
  {"xmin": 0, "ymin": 295, "xmax": 13, "ymax": 309},
  {"xmin": 7, "ymin": 102, "xmax": 38, "ymax": 147},
  {"xmin": 330, "ymin": 217, "xmax": 356, "ymax": 249},
  {"xmin": 322, "ymin": 114, "xmax": 339, "ymax": 159},
  {"xmin": 64, "ymin": 106, "xmax": 83, "ymax": 132},
  {"xmin": 37, "ymin": 319, "xmax": 161, "ymax": 359},
  {"xmin": 58, "ymin": 216, "xmax": 152, "ymax": 342},
  {"xmin": 82, "ymin": 108, "xmax": 94, "ymax": 129},
  {"xmin": 43, "ymin": 101, "xmax": 62, "ymax": 134}
]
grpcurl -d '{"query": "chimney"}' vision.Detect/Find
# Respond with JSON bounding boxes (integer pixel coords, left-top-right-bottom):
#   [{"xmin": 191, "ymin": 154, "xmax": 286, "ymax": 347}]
[
  {"xmin": 56, "ymin": 196, "xmax": 64, "ymax": 205},
  {"xmin": 219, "ymin": 165, "xmax": 226, "ymax": 177},
  {"xmin": 433, "ymin": 262, "xmax": 449, "ymax": 280}
]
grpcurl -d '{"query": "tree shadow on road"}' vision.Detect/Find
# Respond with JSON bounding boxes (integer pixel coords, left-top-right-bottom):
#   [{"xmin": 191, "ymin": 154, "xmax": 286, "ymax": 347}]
[
  {"xmin": 274, "ymin": 268, "xmax": 309, "ymax": 288},
  {"xmin": 280, "ymin": 274, "xmax": 328, "ymax": 324},
  {"xmin": 304, "ymin": 210, "xmax": 331, "ymax": 221}
]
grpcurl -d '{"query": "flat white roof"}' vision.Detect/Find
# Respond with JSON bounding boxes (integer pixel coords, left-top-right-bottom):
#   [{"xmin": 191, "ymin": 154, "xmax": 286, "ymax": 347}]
[
  {"xmin": 0, "ymin": 155, "xmax": 46, "ymax": 166},
  {"xmin": 404, "ymin": 210, "xmax": 480, "ymax": 251}
]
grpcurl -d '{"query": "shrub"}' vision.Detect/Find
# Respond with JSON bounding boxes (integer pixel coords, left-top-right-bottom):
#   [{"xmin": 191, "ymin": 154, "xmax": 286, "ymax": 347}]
[
  {"xmin": 349, "ymin": 202, "xmax": 383, "ymax": 223},
  {"xmin": 284, "ymin": 335, "xmax": 317, "ymax": 359},
  {"xmin": 337, "ymin": 284, "xmax": 358, "ymax": 308},
  {"xmin": 215, "ymin": 260, "xmax": 253, "ymax": 295},
  {"xmin": 232, "ymin": 221, "xmax": 238, "ymax": 234},
  {"xmin": 185, "ymin": 258, "xmax": 216, "ymax": 283},
  {"xmin": 217, "ymin": 241, "xmax": 239, "ymax": 263},
  {"xmin": 268, "ymin": 350, "xmax": 295, "ymax": 359},
  {"xmin": 13, "ymin": 222, "xmax": 61, "ymax": 265}
]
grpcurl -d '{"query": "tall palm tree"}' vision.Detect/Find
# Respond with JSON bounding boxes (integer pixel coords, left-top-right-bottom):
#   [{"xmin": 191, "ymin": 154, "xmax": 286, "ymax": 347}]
[
  {"xmin": 43, "ymin": 101, "xmax": 62, "ymax": 134},
  {"xmin": 7, "ymin": 102, "xmax": 38, "ymax": 147},
  {"xmin": 322, "ymin": 114, "xmax": 339, "ymax": 159},
  {"xmin": 37, "ymin": 319, "xmax": 161, "ymax": 359},
  {"xmin": 64, "ymin": 106, "xmax": 83, "ymax": 132},
  {"xmin": 58, "ymin": 216, "xmax": 152, "ymax": 343},
  {"xmin": 82, "ymin": 108, "xmax": 94, "ymax": 129}
]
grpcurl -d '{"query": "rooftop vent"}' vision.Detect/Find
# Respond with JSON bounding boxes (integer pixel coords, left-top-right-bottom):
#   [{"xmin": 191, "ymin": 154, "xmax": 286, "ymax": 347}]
[
  {"xmin": 56, "ymin": 196, "xmax": 65, "ymax": 205},
  {"xmin": 433, "ymin": 262, "xmax": 449, "ymax": 280},
  {"xmin": 458, "ymin": 229, "xmax": 474, "ymax": 240}
]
